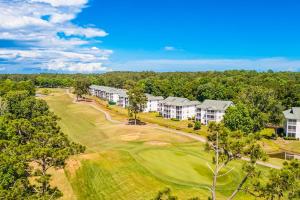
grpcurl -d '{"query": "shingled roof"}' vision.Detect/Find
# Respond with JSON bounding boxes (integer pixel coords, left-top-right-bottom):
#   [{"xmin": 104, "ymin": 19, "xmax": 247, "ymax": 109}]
[
  {"xmin": 283, "ymin": 107, "xmax": 300, "ymax": 120},
  {"xmin": 160, "ymin": 97, "xmax": 200, "ymax": 106},
  {"xmin": 197, "ymin": 99, "xmax": 233, "ymax": 111},
  {"xmin": 145, "ymin": 94, "xmax": 164, "ymax": 101}
]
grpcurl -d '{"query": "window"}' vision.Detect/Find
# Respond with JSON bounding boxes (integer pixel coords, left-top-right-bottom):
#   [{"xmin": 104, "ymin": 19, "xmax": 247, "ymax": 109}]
[
  {"xmin": 288, "ymin": 125, "xmax": 296, "ymax": 132},
  {"xmin": 288, "ymin": 133, "xmax": 296, "ymax": 138},
  {"xmin": 288, "ymin": 119, "xmax": 297, "ymax": 125}
]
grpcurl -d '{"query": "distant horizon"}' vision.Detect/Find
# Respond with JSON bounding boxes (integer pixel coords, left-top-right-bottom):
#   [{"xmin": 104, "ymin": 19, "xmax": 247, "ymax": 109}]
[
  {"xmin": 1, "ymin": 0, "xmax": 300, "ymax": 73},
  {"xmin": 1, "ymin": 68, "xmax": 300, "ymax": 75}
]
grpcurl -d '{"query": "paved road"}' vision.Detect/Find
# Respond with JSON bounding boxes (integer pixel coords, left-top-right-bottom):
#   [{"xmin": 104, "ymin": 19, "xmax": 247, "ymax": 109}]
[{"xmin": 67, "ymin": 90, "xmax": 281, "ymax": 169}]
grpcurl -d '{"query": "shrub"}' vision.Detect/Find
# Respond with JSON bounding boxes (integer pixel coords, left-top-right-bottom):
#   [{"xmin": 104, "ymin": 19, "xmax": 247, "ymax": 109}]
[
  {"xmin": 188, "ymin": 123, "xmax": 193, "ymax": 128},
  {"xmin": 171, "ymin": 118, "xmax": 180, "ymax": 121},
  {"xmin": 188, "ymin": 117, "xmax": 192, "ymax": 120},
  {"xmin": 194, "ymin": 121, "xmax": 201, "ymax": 130},
  {"xmin": 284, "ymin": 137, "xmax": 299, "ymax": 141},
  {"xmin": 108, "ymin": 101, "xmax": 116, "ymax": 105}
]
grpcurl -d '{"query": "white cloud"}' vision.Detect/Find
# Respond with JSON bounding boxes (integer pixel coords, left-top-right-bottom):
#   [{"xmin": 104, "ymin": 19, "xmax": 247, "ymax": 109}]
[
  {"xmin": 0, "ymin": 0, "xmax": 112, "ymax": 72},
  {"xmin": 50, "ymin": 13, "xmax": 75, "ymax": 23},
  {"xmin": 43, "ymin": 60, "xmax": 108, "ymax": 72},
  {"xmin": 63, "ymin": 27, "xmax": 108, "ymax": 37},
  {"xmin": 164, "ymin": 46, "xmax": 176, "ymax": 51},
  {"xmin": 31, "ymin": 0, "xmax": 88, "ymax": 7}
]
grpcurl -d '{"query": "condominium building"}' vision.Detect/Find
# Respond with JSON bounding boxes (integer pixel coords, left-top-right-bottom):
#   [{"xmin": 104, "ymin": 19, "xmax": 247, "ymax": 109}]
[
  {"xmin": 144, "ymin": 94, "xmax": 164, "ymax": 112},
  {"xmin": 117, "ymin": 90, "xmax": 129, "ymax": 108},
  {"xmin": 283, "ymin": 107, "xmax": 300, "ymax": 138},
  {"xmin": 195, "ymin": 99, "xmax": 233, "ymax": 125},
  {"xmin": 159, "ymin": 97, "xmax": 200, "ymax": 120},
  {"xmin": 89, "ymin": 85, "xmax": 127, "ymax": 104}
]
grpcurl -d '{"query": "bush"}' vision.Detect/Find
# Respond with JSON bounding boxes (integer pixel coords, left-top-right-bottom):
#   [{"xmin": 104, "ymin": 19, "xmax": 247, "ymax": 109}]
[
  {"xmin": 284, "ymin": 137, "xmax": 299, "ymax": 141},
  {"xmin": 108, "ymin": 101, "xmax": 116, "ymax": 105},
  {"xmin": 188, "ymin": 123, "xmax": 193, "ymax": 128},
  {"xmin": 156, "ymin": 113, "xmax": 162, "ymax": 117},
  {"xmin": 194, "ymin": 121, "xmax": 201, "ymax": 130},
  {"xmin": 171, "ymin": 118, "xmax": 180, "ymax": 121},
  {"xmin": 188, "ymin": 117, "xmax": 192, "ymax": 120}
]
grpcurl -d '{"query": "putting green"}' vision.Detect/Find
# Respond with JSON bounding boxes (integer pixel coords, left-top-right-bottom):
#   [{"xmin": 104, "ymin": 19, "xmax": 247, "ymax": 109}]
[{"xmin": 135, "ymin": 148, "xmax": 242, "ymax": 189}]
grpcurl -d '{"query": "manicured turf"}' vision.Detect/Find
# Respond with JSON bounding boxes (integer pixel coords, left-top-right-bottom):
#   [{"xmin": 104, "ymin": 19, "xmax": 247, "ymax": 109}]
[{"xmin": 42, "ymin": 89, "xmax": 269, "ymax": 200}]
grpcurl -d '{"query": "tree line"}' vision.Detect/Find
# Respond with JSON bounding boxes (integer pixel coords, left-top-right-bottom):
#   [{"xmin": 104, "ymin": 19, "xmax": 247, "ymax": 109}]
[
  {"xmin": 4, "ymin": 71, "xmax": 297, "ymax": 130},
  {"xmin": 0, "ymin": 80, "xmax": 85, "ymax": 199}
]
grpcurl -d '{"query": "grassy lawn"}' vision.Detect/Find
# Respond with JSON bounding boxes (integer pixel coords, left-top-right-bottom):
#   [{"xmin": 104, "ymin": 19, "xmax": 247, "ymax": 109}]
[
  {"xmin": 40, "ymin": 89, "xmax": 278, "ymax": 200},
  {"xmin": 92, "ymin": 97, "xmax": 208, "ymax": 136}
]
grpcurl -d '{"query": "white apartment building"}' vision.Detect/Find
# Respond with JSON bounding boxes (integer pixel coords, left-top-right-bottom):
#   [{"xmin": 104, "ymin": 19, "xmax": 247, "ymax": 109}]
[
  {"xmin": 117, "ymin": 90, "xmax": 129, "ymax": 108},
  {"xmin": 144, "ymin": 94, "xmax": 164, "ymax": 112},
  {"xmin": 195, "ymin": 99, "xmax": 233, "ymax": 125},
  {"xmin": 159, "ymin": 97, "xmax": 200, "ymax": 120},
  {"xmin": 283, "ymin": 107, "xmax": 300, "ymax": 138},
  {"xmin": 89, "ymin": 85, "xmax": 125, "ymax": 104}
]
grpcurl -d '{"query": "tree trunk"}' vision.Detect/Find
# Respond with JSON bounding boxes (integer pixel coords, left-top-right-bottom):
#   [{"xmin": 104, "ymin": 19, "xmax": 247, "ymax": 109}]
[
  {"xmin": 134, "ymin": 112, "xmax": 137, "ymax": 125},
  {"xmin": 227, "ymin": 172, "xmax": 251, "ymax": 200},
  {"xmin": 211, "ymin": 131, "xmax": 219, "ymax": 200},
  {"xmin": 41, "ymin": 158, "xmax": 47, "ymax": 196}
]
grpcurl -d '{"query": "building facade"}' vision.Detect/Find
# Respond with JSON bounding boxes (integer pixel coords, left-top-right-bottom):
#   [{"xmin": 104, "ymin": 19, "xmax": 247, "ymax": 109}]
[
  {"xmin": 144, "ymin": 94, "xmax": 164, "ymax": 112},
  {"xmin": 195, "ymin": 99, "xmax": 233, "ymax": 125},
  {"xmin": 159, "ymin": 97, "xmax": 200, "ymax": 120},
  {"xmin": 283, "ymin": 107, "xmax": 300, "ymax": 138}
]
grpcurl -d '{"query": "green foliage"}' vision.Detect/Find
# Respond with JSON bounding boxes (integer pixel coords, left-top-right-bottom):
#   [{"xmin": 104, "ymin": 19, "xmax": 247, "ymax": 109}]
[
  {"xmin": 248, "ymin": 160, "xmax": 300, "ymax": 199},
  {"xmin": 171, "ymin": 118, "xmax": 180, "ymax": 121},
  {"xmin": 153, "ymin": 188, "xmax": 178, "ymax": 200},
  {"xmin": 73, "ymin": 78, "xmax": 90, "ymax": 100},
  {"xmin": 224, "ymin": 103, "xmax": 256, "ymax": 133},
  {"xmin": 1, "ymin": 71, "xmax": 300, "ymax": 127},
  {"xmin": 127, "ymin": 86, "xmax": 147, "ymax": 125},
  {"xmin": 187, "ymin": 123, "xmax": 193, "ymax": 128},
  {"xmin": 108, "ymin": 100, "xmax": 116, "ymax": 105},
  {"xmin": 284, "ymin": 137, "xmax": 299, "ymax": 141},
  {"xmin": 193, "ymin": 121, "xmax": 201, "ymax": 130},
  {"xmin": 206, "ymin": 122, "xmax": 266, "ymax": 200},
  {"xmin": 0, "ymin": 81, "xmax": 85, "ymax": 199}
]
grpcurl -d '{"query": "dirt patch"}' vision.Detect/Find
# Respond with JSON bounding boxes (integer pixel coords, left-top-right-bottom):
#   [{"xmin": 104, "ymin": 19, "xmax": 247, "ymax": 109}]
[
  {"xmin": 120, "ymin": 133, "xmax": 140, "ymax": 141},
  {"xmin": 66, "ymin": 153, "xmax": 99, "ymax": 177},
  {"xmin": 145, "ymin": 141, "xmax": 170, "ymax": 146}
]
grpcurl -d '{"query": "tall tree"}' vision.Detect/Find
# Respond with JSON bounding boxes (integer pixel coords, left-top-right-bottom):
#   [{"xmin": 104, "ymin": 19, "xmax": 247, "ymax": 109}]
[
  {"xmin": 0, "ymin": 85, "xmax": 85, "ymax": 199},
  {"xmin": 205, "ymin": 122, "xmax": 266, "ymax": 200},
  {"xmin": 73, "ymin": 79, "xmax": 90, "ymax": 101},
  {"xmin": 127, "ymin": 86, "xmax": 147, "ymax": 125},
  {"xmin": 248, "ymin": 160, "xmax": 300, "ymax": 200}
]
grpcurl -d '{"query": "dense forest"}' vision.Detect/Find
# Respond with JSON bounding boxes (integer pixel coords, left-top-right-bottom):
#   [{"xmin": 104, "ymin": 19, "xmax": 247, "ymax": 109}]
[
  {"xmin": 0, "ymin": 80, "xmax": 85, "ymax": 199},
  {"xmin": 1, "ymin": 71, "xmax": 300, "ymax": 130}
]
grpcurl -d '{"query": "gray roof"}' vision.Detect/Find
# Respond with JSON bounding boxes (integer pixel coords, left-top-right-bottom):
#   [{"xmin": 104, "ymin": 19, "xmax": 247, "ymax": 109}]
[
  {"xmin": 197, "ymin": 99, "xmax": 233, "ymax": 111},
  {"xmin": 160, "ymin": 96, "xmax": 200, "ymax": 106},
  {"xmin": 89, "ymin": 85, "xmax": 128, "ymax": 97},
  {"xmin": 145, "ymin": 94, "xmax": 164, "ymax": 101},
  {"xmin": 283, "ymin": 107, "xmax": 300, "ymax": 120}
]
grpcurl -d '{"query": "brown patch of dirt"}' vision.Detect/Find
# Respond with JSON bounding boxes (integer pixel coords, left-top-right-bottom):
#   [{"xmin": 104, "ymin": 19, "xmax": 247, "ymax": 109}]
[
  {"xmin": 120, "ymin": 133, "xmax": 140, "ymax": 141},
  {"xmin": 65, "ymin": 153, "xmax": 99, "ymax": 177},
  {"xmin": 145, "ymin": 141, "xmax": 170, "ymax": 146}
]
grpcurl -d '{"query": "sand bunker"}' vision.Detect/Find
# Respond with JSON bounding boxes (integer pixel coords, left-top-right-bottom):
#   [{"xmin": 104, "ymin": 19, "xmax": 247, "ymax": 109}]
[
  {"xmin": 120, "ymin": 133, "xmax": 140, "ymax": 141},
  {"xmin": 145, "ymin": 141, "xmax": 170, "ymax": 146}
]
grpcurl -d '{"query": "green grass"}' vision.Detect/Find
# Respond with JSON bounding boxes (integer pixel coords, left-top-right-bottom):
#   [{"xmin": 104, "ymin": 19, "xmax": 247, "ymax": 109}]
[
  {"xmin": 93, "ymin": 97, "xmax": 208, "ymax": 136},
  {"xmin": 42, "ymin": 89, "xmax": 271, "ymax": 200}
]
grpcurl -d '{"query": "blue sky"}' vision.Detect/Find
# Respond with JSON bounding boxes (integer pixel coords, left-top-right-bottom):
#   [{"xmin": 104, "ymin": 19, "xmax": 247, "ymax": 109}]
[{"xmin": 1, "ymin": 0, "xmax": 300, "ymax": 73}]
